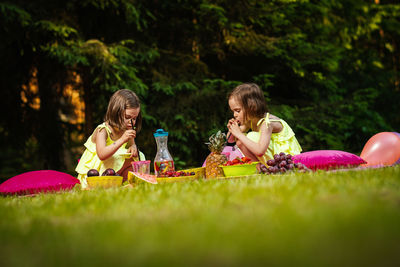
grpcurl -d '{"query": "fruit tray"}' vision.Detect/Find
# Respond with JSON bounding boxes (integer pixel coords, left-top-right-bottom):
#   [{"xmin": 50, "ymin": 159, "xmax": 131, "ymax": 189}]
[
  {"xmin": 182, "ymin": 167, "xmax": 205, "ymax": 179},
  {"xmin": 128, "ymin": 167, "xmax": 206, "ymax": 185},
  {"xmin": 156, "ymin": 176, "xmax": 197, "ymax": 183},
  {"xmin": 219, "ymin": 162, "xmax": 259, "ymax": 177},
  {"xmin": 87, "ymin": 176, "xmax": 123, "ymax": 189},
  {"xmin": 156, "ymin": 167, "xmax": 205, "ymax": 183},
  {"xmin": 205, "ymin": 174, "xmax": 262, "ymax": 181}
]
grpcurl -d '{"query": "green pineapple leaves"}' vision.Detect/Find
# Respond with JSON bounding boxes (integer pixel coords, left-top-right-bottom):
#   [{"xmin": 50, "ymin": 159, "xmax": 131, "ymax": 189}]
[{"xmin": 205, "ymin": 130, "xmax": 227, "ymax": 153}]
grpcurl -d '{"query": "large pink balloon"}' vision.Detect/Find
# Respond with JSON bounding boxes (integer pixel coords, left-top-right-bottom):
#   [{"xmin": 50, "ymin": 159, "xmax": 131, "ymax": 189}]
[
  {"xmin": 394, "ymin": 132, "xmax": 400, "ymax": 165},
  {"xmin": 360, "ymin": 132, "xmax": 400, "ymax": 166}
]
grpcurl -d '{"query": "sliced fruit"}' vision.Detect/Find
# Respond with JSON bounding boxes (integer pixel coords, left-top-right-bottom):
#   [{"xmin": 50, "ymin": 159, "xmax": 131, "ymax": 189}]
[{"xmin": 129, "ymin": 171, "xmax": 157, "ymax": 184}]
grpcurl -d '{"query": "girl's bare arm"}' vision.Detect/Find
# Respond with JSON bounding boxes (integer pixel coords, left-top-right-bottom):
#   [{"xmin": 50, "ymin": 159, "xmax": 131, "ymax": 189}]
[
  {"xmin": 95, "ymin": 128, "xmax": 135, "ymax": 160},
  {"xmin": 228, "ymin": 121, "xmax": 271, "ymax": 157}
]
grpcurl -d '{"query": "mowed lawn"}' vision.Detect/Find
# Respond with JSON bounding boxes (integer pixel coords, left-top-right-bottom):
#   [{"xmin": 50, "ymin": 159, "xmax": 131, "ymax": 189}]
[{"xmin": 1, "ymin": 166, "xmax": 400, "ymax": 267}]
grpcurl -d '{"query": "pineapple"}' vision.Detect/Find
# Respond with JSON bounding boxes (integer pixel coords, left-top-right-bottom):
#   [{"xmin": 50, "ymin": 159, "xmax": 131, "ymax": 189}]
[{"xmin": 205, "ymin": 131, "xmax": 228, "ymax": 178}]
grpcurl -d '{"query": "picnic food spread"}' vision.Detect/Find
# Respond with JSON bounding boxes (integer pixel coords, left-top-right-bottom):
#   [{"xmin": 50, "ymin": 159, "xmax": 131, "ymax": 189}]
[{"xmin": 80, "ymin": 131, "xmax": 399, "ymax": 188}]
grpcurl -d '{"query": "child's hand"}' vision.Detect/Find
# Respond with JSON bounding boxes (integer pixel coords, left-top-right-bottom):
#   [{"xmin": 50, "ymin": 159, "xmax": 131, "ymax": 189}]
[
  {"xmin": 127, "ymin": 144, "xmax": 138, "ymax": 158},
  {"xmin": 227, "ymin": 118, "xmax": 239, "ymax": 126},
  {"xmin": 121, "ymin": 129, "xmax": 136, "ymax": 143},
  {"xmin": 227, "ymin": 120, "xmax": 242, "ymax": 138},
  {"xmin": 226, "ymin": 120, "xmax": 236, "ymax": 143}
]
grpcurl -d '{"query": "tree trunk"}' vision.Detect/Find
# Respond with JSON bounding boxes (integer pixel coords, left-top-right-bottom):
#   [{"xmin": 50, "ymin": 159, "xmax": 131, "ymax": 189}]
[
  {"xmin": 82, "ymin": 69, "xmax": 95, "ymax": 137},
  {"xmin": 36, "ymin": 57, "xmax": 64, "ymax": 170}
]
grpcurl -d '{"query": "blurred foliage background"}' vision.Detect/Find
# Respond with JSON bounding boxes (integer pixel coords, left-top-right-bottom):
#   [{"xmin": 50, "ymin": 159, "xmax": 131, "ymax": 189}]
[{"xmin": 0, "ymin": 0, "xmax": 399, "ymax": 180}]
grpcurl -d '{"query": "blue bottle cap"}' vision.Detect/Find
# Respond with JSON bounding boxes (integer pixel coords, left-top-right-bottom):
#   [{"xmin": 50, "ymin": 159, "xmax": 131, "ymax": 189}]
[{"xmin": 154, "ymin": 129, "xmax": 169, "ymax": 137}]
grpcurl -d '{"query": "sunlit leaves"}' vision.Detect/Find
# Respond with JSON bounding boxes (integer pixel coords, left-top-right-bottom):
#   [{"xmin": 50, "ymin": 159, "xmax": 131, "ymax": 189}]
[{"xmin": 0, "ymin": 3, "xmax": 31, "ymax": 27}]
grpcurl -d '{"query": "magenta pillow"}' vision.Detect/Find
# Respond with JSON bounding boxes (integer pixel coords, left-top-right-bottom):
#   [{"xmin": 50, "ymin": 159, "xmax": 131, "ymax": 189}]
[
  {"xmin": 202, "ymin": 146, "xmax": 245, "ymax": 167},
  {"xmin": 0, "ymin": 170, "xmax": 80, "ymax": 196},
  {"xmin": 292, "ymin": 150, "xmax": 366, "ymax": 171}
]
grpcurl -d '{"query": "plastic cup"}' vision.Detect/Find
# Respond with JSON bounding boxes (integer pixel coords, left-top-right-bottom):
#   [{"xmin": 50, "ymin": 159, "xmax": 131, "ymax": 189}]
[{"xmin": 131, "ymin": 160, "xmax": 151, "ymax": 174}]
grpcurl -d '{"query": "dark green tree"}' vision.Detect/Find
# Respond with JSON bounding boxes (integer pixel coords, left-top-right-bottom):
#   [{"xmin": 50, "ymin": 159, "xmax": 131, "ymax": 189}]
[{"xmin": 1, "ymin": 0, "xmax": 399, "ymax": 179}]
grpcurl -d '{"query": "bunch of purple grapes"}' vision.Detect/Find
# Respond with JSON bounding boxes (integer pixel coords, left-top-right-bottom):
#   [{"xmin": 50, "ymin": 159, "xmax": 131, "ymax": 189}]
[{"xmin": 259, "ymin": 152, "xmax": 308, "ymax": 174}]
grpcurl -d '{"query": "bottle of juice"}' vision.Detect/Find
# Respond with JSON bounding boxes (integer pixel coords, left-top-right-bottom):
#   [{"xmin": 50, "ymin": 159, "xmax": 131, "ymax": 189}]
[{"xmin": 153, "ymin": 129, "xmax": 174, "ymax": 176}]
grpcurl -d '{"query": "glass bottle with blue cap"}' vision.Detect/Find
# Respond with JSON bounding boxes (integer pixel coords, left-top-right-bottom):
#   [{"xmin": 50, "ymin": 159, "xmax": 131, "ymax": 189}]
[{"xmin": 153, "ymin": 129, "xmax": 175, "ymax": 176}]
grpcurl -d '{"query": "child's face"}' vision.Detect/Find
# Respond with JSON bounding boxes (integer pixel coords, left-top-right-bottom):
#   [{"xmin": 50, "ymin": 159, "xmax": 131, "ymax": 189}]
[
  {"xmin": 229, "ymin": 97, "xmax": 245, "ymax": 125},
  {"xmin": 124, "ymin": 108, "xmax": 140, "ymax": 129}
]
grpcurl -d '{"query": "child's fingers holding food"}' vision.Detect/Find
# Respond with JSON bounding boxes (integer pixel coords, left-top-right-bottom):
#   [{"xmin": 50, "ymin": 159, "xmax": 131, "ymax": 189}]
[
  {"xmin": 229, "ymin": 122, "xmax": 242, "ymax": 136},
  {"xmin": 127, "ymin": 129, "xmax": 136, "ymax": 137},
  {"xmin": 227, "ymin": 118, "xmax": 236, "ymax": 128},
  {"xmin": 121, "ymin": 130, "xmax": 136, "ymax": 142}
]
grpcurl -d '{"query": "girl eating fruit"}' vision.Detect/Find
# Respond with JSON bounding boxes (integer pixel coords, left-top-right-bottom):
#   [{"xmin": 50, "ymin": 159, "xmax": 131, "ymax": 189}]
[
  {"xmin": 226, "ymin": 83, "xmax": 302, "ymax": 166},
  {"xmin": 75, "ymin": 89, "xmax": 146, "ymax": 188}
]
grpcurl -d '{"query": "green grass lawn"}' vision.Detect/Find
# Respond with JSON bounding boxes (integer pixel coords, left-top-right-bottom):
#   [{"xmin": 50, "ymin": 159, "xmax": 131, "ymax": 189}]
[{"xmin": 1, "ymin": 166, "xmax": 400, "ymax": 267}]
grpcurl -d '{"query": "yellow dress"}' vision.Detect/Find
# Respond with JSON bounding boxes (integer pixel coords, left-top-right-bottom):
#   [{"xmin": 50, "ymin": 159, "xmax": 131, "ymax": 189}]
[
  {"xmin": 247, "ymin": 113, "xmax": 302, "ymax": 165},
  {"xmin": 75, "ymin": 123, "xmax": 145, "ymax": 188}
]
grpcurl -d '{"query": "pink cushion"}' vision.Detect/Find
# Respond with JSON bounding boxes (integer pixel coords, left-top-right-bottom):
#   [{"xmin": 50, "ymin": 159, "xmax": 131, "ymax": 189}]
[
  {"xmin": 202, "ymin": 146, "xmax": 244, "ymax": 167},
  {"xmin": 222, "ymin": 146, "xmax": 245, "ymax": 161},
  {"xmin": 292, "ymin": 150, "xmax": 366, "ymax": 171},
  {"xmin": 0, "ymin": 170, "xmax": 80, "ymax": 196}
]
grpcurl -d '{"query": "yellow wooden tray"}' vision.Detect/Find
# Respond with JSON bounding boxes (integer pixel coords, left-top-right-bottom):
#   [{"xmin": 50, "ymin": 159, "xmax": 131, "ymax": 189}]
[
  {"xmin": 205, "ymin": 173, "xmax": 261, "ymax": 181},
  {"xmin": 87, "ymin": 176, "xmax": 123, "ymax": 189},
  {"xmin": 155, "ymin": 167, "xmax": 205, "ymax": 183},
  {"xmin": 156, "ymin": 175, "xmax": 198, "ymax": 183}
]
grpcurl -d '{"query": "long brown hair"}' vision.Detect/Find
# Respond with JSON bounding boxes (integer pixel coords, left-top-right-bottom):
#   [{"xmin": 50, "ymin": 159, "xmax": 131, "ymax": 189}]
[
  {"xmin": 104, "ymin": 89, "xmax": 142, "ymax": 133},
  {"xmin": 228, "ymin": 83, "xmax": 269, "ymax": 122}
]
